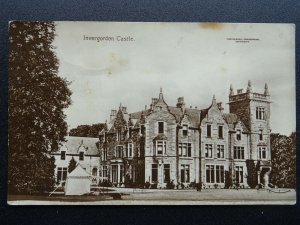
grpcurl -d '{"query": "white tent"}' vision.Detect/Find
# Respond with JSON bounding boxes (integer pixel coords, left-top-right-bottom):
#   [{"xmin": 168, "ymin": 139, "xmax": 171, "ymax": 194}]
[{"xmin": 65, "ymin": 164, "xmax": 91, "ymax": 195}]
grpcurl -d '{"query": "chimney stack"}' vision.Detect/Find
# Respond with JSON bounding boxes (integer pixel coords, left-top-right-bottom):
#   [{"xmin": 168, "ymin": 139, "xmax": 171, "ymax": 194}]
[
  {"xmin": 176, "ymin": 97, "xmax": 185, "ymax": 111},
  {"xmin": 217, "ymin": 102, "xmax": 224, "ymax": 112}
]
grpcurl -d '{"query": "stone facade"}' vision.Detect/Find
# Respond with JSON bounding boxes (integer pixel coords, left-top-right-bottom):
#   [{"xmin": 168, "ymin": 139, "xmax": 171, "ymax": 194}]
[
  {"xmin": 93, "ymin": 81, "xmax": 271, "ymax": 188},
  {"xmin": 52, "ymin": 136, "xmax": 101, "ymax": 186}
]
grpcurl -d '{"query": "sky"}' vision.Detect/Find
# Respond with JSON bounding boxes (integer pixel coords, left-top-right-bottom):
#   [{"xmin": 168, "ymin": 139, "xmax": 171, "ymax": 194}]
[{"xmin": 53, "ymin": 22, "xmax": 295, "ymax": 135}]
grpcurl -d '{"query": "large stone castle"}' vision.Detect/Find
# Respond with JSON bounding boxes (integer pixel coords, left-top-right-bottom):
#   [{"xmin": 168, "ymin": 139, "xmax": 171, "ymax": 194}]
[{"xmin": 53, "ymin": 81, "xmax": 272, "ymax": 188}]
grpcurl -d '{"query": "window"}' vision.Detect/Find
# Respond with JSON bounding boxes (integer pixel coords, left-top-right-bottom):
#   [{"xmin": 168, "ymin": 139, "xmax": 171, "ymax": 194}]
[
  {"xmin": 207, "ymin": 124, "xmax": 211, "ymax": 137},
  {"xmin": 117, "ymin": 130, "xmax": 122, "ymax": 141},
  {"xmin": 127, "ymin": 143, "xmax": 133, "ymax": 158},
  {"xmin": 152, "ymin": 164, "xmax": 158, "ymax": 182},
  {"xmin": 120, "ymin": 165, "xmax": 124, "ymax": 183},
  {"xmin": 92, "ymin": 168, "xmax": 98, "ymax": 177},
  {"xmin": 235, "ymin": 166, "xmax": 244, "ymax": 184},
  {"xmin": 103, "ymin": 148, "xmax": 107, "ymax": 161},
  {"xmin": 79, "ymin": 151, "xmax": 84, "ymax": 161},
  {"xmin": 259, "ymin": 130, "xmax": 263, "ymax": 141},
  {"xmin": 102, "ymin": 166, "xmax": 107, "ymax": 177},
  {"xmin": 156, "ymin": 140, "xmax": 166, "ymax": 155},
  {"xmin": 256, "ymin": 107, "xmax": 265, "ymax": 120},
  {"xmin": 216, "ymin": 165, "xmax": 225, "ymax": 183},
  {"xmin": 116, "ymin": 146, "xmax": 123, "ymax": 158},
  {"xmin": 179, "ymin": 143, "xmax": 192, "ymax": 157},
  {"xmin": 234, "ymin": 146, "xmax": 245, "ymax": 159},
  {"xmin": 57, "ymin": 167, "xmax": 67, "ymax": 182},
  {"xmin": 129, "ymin": 128, "xmax": 132, "ymax": 139},
  {"xmin": 140, "ymin": 125, "xmax": 145, "ymax": 135},
  {"xmin": 206, "ymin": 165, "xmax": 225, "ymax": 183},
  {"xmin": 218, "ymin": 125, "xmax": 223, "ymax": 138},
  {"xmin": 164, "ymin": 164, "xmax": 170, "ymax": 183},
  {"xmin": 182, "ymin": 124, "xmax": 188, "ymax": 136},
  {"xmin": 205, "ymin": 144, "xmax": 213, "ymax": 158},
  {"xmin": 158, "ymin": 122, "xmax": 164, "ymax": 134},
  {"xmin": 180, "ymin": 165, "xmax": 190, "ymax": 183},
  {"xmin": 236, "ymin": 129, "xmax": 241, "ymax": 141},
  {"xmin": 112, "ymin": 165, "xmax": 118, "ymax": 183},
  {"xmin": 206, "ymin": 165, "xmax": 215, "ymax": 183},
  {"xmin": 258, "ymin": 147, "xmax": 267, "ymax": 159},
  {"xmin": 217, "ymin": 145, "xmax": 224, "ymax": 158},
  {"xmin": 61, "ymin": 151, "xmax": 66, "ymax": 160}
]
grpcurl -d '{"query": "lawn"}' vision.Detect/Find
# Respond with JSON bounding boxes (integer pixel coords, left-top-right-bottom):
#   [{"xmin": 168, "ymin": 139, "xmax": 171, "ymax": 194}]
[{"xmin": 7, "ymin": 188, "xmax": 296, "ymax": 205}]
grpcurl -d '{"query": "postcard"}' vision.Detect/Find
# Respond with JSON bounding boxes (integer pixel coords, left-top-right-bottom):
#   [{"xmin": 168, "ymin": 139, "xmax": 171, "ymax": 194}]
[{"xmin": 7, "ymin": 21, "xmax": 296, "ymax": 205}]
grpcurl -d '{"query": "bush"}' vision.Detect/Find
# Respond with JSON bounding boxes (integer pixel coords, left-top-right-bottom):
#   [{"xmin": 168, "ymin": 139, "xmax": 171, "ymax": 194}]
[
  {"xmin": 144, "ymin": 181, "xmax": 151, "ymax": 189},
  {"xmin": 124, "ymin": 174, "xmax": 133, "ymax": 188},
  {"xmin": 196, "ymin": 182, "xmax": 202, "ymax": 191},
  {"xmin": 224, "ymin": 171, "xmax": 232, "ymax": 189},
  {"xmin": 166, "ymin": 180, "xmax": 175, "ymax": 189},
  {"xmin": 246, "ymin": 159, "xmax": 258, "ymax": 188},
  {"xmin": 150, "ymin": 183, "xmax": 157, "ymax": 189},
  {"xmin": 99, "ymin": 179, "xmax": 112, "ymax": 187}
]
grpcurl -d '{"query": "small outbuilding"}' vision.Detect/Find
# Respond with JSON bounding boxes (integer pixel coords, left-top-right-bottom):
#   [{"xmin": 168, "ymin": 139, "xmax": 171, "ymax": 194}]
[{"xmin": 65, "ymin": 164, "xmax": 91, "ymax": 195}]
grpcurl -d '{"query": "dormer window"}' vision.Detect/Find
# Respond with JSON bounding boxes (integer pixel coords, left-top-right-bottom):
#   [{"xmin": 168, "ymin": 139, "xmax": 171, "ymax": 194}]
[
  {"xmin": 182, "ymin": 124, "xmax": 188, "ymax": 136},
  {"xmin": 259, "ymin": 129, "xmax": 263, "ymax": 141},
  {"xmin": 79, "ymin": 151, "xmax": 84, "ymax": 161},
  {"xmin": 207, "ymin": 124, "xmax": 211, "ymax": 137},
  {"xmin": 158, "ymin": 122, "xmax": 164, "ymax": 134},
  {"xmin": 218, "ymin": 125, "xmax": 223, "ymax": 139},
  {"xmin": 61, "ymin": 151, "xmax": 66, "ymax": 160},
  {"xmin": 129, "ymin": 128, "xmax": 132, "ymax": 139},
  {"xmin": 236, "ymin": 129, "xmax": 241, "ymax": 141},
  {"xmin": 127, "ymin": 143, "xmax": 133, "ymax": 158},
  {"xmin": 117, "ymin": 129, "xmax": 122, "ymax": 141}
]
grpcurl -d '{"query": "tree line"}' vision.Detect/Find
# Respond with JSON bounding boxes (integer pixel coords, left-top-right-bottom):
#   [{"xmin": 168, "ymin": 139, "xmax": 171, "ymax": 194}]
[{"xmin": 69, "ymin": 123, "xmax": 106, "ymax": 138}]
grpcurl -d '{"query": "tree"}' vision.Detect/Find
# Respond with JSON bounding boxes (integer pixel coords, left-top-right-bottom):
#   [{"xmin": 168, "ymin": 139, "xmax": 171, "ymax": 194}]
[
  {"xmin": 270, "ymin": 133, "xmax": 296, "ymax": 188},
  {"xmin": 69, "ymin": 125, "xmax": 91, "ymax": 137},
  {"xmin": 8, "ymin": 22, "xmax": 72, "ymax": 194},
  {"xmin": 69, "ymin": 123, "xmax": 105, "ymax": 137},
  {"xmin": 68, "ymin": 157, "xmax": 77, "ymax": 173}
]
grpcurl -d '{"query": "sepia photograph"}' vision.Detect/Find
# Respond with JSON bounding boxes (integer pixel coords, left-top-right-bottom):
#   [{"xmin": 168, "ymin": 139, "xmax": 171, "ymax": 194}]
[{"xmin": 7, "ymin": 21, "xmax": 296, "ymax": 205}]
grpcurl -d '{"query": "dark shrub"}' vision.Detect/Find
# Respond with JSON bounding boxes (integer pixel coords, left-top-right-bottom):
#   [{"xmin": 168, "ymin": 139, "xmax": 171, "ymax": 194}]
[
  {"xmin": 144, "ymin": 181, "xmax": 151, "ymax": 189},
  {"xmin": 246, "ymin": 159, "xmax": 258, "ymax": 188},
  {"xmin": 224, "ymin": 171, "xmax": 232, "ymax": 189},
  {"xmin": 166, "ymin": 180, "xmax": 175, "ymax": 189},
  {"xmin": 150, "ymin": 183, "xmax": 157, "ymax": 189},
  {"xmin": 99, "ymin": 179, "xmax": 112, "ymax": 187},
  {"xmin": 124, "ymin": 174, "xmax": 133, "ymax": 188}
]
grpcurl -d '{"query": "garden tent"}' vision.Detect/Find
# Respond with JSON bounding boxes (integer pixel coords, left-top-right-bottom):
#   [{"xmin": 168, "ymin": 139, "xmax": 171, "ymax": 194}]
[{"xmin": 65, "ymin": 164, "xmax": 91, "ymax": 195}]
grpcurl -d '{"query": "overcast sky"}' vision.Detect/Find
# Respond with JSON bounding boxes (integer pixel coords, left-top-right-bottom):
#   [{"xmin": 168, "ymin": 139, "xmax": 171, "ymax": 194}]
[{"xmin": 53, "ymin": 22, "xmax": 295, "ymax": 135}]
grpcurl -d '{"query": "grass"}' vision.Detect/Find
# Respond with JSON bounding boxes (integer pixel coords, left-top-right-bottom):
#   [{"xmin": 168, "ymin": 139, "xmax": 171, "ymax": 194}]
[{"xmin": 7, "ymin": 188, "xmax": 296, "ymax": 205}]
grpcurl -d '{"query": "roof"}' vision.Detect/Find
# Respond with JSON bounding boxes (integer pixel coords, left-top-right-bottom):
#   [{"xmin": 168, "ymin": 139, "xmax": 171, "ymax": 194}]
[
  {"xmin": 168, "ymin": 106, "xmax": 201, "ymax": 127},
  {"xmin": 223, "ymin": 113, "xmax": 249, "ymax": 132},
  {"xmin": 60, "ymin": 136, "xmax": 99, "ymax": 155},
  {"xmin": 68, "ymin": 164, "xmax": 90, "ymax": 178}
]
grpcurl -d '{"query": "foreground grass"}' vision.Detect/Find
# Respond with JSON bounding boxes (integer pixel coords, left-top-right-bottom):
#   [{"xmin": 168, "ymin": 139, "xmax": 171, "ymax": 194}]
[{"xmin": 7, "ymin": 188, "xmax": 296, "ymax": 205}]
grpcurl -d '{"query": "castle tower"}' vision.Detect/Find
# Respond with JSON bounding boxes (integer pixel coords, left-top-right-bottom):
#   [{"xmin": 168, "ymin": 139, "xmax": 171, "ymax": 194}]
[
  {"xmin": 229, "ymin": 81, "xmax": 271, "ymax": 187},
  {"xmin": 228, "ymin": 81, "xmax": 271, "ymax": 184}
]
